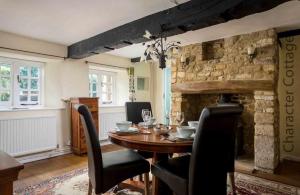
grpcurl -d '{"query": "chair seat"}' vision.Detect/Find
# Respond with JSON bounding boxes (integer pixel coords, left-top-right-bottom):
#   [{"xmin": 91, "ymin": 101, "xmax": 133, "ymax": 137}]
[
  {"xmin": 137, "ymin": 150, "xmax": 153, "ymax": 159},
  {"xmin": 151, "ymin": 155, "xmax": 190, "ymax": 195},
  {"xmin": 102, "ymin": 149, "xmax": 150, "ymax": 192}
]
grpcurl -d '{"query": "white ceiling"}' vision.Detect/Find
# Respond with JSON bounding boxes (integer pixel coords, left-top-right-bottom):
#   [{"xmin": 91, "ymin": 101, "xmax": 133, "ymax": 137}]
[
  {"xmin": 109, "ymin": 0, "xmax": 300, "ymax": 58},
  {"xmin": 0, "ymin": 0, "xmax": 300, "ymax": 59},
  {"xmin": 0, "ymin": 0, "xmax": 189, "ymax": 45}
]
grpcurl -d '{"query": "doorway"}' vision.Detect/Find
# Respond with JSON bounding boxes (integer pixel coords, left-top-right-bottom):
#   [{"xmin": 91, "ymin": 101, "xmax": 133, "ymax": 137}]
[{"xmin": 163, "ymin": 67, "xmax": 171, "ymax": 124}]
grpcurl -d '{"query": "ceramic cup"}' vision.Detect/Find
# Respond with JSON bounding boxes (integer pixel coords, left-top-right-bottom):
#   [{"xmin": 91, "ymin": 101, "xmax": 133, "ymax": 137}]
[
  {"xmin": 188, "ymin": 121, "xmax": 199, "ymax": 129},
  {"xmin": 116, "ymin": 121, "xmax": 132, "ymax": 131},
  {"xmin": 176, "ymin": 126, "xmax": 195, "ymax": 138}
]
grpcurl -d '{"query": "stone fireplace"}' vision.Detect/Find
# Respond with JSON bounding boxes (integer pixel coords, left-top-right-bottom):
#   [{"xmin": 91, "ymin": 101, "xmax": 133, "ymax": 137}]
[{"xmin": 170, "ymin": 29, "xmax": 279, "ymax": 173}]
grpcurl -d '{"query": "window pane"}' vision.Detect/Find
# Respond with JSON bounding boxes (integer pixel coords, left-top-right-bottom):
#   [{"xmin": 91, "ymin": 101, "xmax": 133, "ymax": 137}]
[
  {"xmin": 20, "ymin": 95, "xmax": 28, "ymax": 102},
  {"xmin": 31, "ymin": 79, "xmax": 38, "ymax": 90},
  {"xmin": 19, "ymin": 79, "xmax": 28, "ymax": 89},
  {"xmin": 0, "ymin": 92, "xmax": 10, "ymax": 101},
  {"xmin": 108, "ymin": 75, "xmax": 112, "ymax": 83},
  {"xmin": 107, "ymin": 94, "xmax": 112, "ymax": 101},
  {"xmin": 20, "ymin": 91, "xmax": 28, "ymax": 95},
  {"xmin": 1, "ymin": 77, "xmax": 10, "ymax": 89},
  {"xmin": 31, "ymin": 96, "xmax": 38, "ymax": 102},
  {"xmin": 31, "ymin": 91, "xmax": 38, "ymax": 95},
  {"xmin": 91, "ymin": 74, "xmax": 97, "ymax": 82},
  {"xmin": 107, "ymin": 85, "xmax": 112, "ymax": 93},
  {"xmin": 92, "ymin": 83, "xmax": 97, "ymax": 91},
  {"xmin": 92, "ymin": 92, "xmax": 97, "ymax": 97},
  {"xmin": 31, "ymin": 67, "xmax": 39, "ymax": 77},
  {"xmin": 101, "ymin": 84, "xmax": 107, "ymax": 92},
  {"xmin": 101, "ymin": 93, "xmax": 112, "ymax": 104},
  {"xmin": 20, "ymin": 66, "xmax": 28, "ymax": 76},
  {"xmin": 0, "ymin": 64, "xmax": 11, "ymax": 76},
  {"xmin": 101, "ymin": 93, "xmax": 107, "ymax": 101},
  {"xmin": 102, "ymin": 75, "xmax": 107, "ymax": 83}
]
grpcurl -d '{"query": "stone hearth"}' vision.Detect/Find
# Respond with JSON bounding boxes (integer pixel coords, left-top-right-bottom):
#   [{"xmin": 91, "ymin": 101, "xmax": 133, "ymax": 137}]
[{"xmin": 170, "ymin": 29, "xmax": 279, "ymax": 173}]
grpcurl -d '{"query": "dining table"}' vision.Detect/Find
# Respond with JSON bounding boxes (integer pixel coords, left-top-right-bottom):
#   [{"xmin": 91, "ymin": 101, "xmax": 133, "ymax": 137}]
[{"xmin": 108, "ymin": 125, "xmax": 193, "ymax": 195}]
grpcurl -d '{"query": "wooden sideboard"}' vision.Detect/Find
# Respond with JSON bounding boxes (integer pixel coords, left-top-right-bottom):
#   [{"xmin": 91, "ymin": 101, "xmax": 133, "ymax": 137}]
[
  {"xmin": 0, "ymin": 150, "xmax": 24, "ymax": 195},
  {"xmin": 70, "ymin": 97, "xmax": 99, "ymax": 155}
]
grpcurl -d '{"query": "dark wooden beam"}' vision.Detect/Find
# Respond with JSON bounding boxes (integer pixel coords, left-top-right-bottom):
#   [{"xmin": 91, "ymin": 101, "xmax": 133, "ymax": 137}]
[
  {"xmin": 130, "ymin": 56, "xmax": 152, "ymax": 63},
  {"xmin": 131, "ymin": 57, "xmax": 141, "ymax": 63},
  {"xmin": 278, "ymin": 29, "xmax": 300, "ymax": 38},
  {"xmin": 68, "ymin": 0, "xmax": 290, "ymax": 59}
]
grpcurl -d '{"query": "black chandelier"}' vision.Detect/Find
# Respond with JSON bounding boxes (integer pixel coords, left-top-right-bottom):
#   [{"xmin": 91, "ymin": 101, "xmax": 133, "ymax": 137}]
[{"xmin": 141, "ymin": 30, "xmax": 181, "ymax": 69}]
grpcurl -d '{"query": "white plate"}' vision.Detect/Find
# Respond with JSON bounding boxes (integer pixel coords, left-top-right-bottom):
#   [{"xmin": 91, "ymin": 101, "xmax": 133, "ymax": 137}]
[
  {"xmin": 175, "ymin": 134, "xmax": 194, "ymax": 140},
  {"xmin": 138, "ymin": 122, "xmax": 156, "ymax": 127},
  {"xmin": 115, "ymin": 127, "xmax": 138, "ymax": 133}
]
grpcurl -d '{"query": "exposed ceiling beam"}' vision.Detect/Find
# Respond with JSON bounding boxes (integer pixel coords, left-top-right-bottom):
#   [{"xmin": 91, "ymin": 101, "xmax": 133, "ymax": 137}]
[
  {"xmin": 131, "ymin": 57, "xmax": 142, "ymax": 63},
  {"xmin": 68, "ymin": 0, "xmax": 290, "ymax": 59},
  {"xmin": 278, "ymin": 29, "xmax": 300, "ymax": 38},
  {"xmin": 130, "ymin": 56, "xmax": 152, "ymax": 63}
]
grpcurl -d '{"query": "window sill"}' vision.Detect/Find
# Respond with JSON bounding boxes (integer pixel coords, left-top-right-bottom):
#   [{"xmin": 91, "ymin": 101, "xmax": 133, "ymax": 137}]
[
  {"xmin": 0, "ymin": 106, "xmax": 65, "ymax": 112},
  {"xmin": 99, "ymin": 105, "xmax": 124, "ymax": 108}
]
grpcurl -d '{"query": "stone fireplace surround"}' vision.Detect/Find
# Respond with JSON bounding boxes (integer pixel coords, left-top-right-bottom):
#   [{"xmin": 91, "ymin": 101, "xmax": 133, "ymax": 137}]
[{"xmin": 170, "ymin": 29, "xmax": 279, "ymax": 173}]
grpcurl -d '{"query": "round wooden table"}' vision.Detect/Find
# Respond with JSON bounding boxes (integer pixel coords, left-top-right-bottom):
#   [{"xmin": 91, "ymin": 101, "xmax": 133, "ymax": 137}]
[{"xmin": 108, "ymin": 126, "xmax": 193, "ymax": 195}]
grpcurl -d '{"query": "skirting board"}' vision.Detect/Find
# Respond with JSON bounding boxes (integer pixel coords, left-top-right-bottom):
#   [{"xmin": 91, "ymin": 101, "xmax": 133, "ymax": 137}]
[
  {"xmin": 16, "ymin": 146, "xmax": 72, "ymax": 164},
  {"xmin": 16, "ymin": 139, "xmax": 111, "ymax": 164}
]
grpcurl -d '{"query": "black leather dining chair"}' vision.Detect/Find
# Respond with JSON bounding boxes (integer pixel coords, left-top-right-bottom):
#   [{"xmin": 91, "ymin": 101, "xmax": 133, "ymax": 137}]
[
  {"xmin": 125, "ymin": 102, "xmax": 153, "ymax": 160},
  {"xmin": 151, "ymin": 105, "xmax": 243, "ymax": 195},
  {"xmin": 125, "ymin": 102, "xmax": 152, "ymax": 124},
  {"xmin": 74, "ymin": 104, "xmax": 150, "ymax": 195}
]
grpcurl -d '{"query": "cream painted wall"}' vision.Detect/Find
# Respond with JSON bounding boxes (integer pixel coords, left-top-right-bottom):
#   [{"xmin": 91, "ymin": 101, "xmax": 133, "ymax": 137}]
[
  {"xmin": 279, "ymin": 35, "xmax": 300, "ymax": 161},
  {"xmin": 134, "ymin": 62, "xmax": 152, "ymax": 102},
  {"xmin": 132, "ymin": 61, "xmax": 165, "ymax": 123},
  {"xmin": 86, "ymin": 53, "xmax": 132, "ymax": 68},
  {"xmin": 0, "ymin": 31, "xmax": 66, "ymax": 57},
  {"xmin": 0, "ymin": 31, "xmax": 132, "ymax": 152}
]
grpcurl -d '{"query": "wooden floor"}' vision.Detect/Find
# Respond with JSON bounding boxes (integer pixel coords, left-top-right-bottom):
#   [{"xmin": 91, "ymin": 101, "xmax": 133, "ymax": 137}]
[
  {"xmin": 16, "ymin": 144, "xmax": 300, "ymax": 190},
  {"xmin": 236, "ymin": 158, "xmax": 300, "ymax": 187},
  {"xmin": 16, "ymin": 144, "xmax": 124, "ymax": 189}
]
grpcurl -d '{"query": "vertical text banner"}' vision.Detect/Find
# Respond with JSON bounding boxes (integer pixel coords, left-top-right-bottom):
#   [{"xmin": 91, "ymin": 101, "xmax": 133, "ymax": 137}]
[{"xmin": 279, "ymin": 35, "xmax": 300, "ymax": 160}]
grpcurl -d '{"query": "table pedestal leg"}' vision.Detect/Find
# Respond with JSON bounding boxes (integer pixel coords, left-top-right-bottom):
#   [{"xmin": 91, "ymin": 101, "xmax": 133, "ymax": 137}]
[{"xmin": 152, "ymin": 153, "xmax": 172, "ymax": 195}]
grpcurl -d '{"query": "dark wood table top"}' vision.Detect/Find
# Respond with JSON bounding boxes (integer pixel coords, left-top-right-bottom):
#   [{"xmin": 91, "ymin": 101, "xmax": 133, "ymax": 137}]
[
  {"xmin": 0, "ymin": 150, "xmax": 24, "ymax": 176},
  {"xmin": 109, "ymin": 125, "xmax": 193, "ymax": 153}
]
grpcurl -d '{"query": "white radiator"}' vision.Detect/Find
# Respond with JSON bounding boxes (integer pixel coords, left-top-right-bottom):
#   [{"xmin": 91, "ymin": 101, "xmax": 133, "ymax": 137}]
[
  {"xmin": 0, "ymin": 116, "xmax": 57, "ymax": 157},
  {"xmin": 99, "ymin": 111, "xmax": 125, "ymax": 140}
]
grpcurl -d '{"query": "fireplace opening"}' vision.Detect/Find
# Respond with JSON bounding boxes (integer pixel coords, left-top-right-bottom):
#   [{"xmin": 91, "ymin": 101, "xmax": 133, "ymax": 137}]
[
  {"xmin": 216, "ymin": 94, "xmax": 245, "ymax": 158},
  {"xmin": 180, "ymin": 93, "xmax": 255, "ymax": 160}
]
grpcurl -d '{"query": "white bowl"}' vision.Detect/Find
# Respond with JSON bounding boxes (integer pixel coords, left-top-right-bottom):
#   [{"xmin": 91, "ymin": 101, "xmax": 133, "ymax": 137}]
[
  {"xmin": 177, "ymin": 126, "xmax": 195, "ymax": 138},
  {"xmin": 146, "ymin": 118, "xmax": 156, "ymax": 125},
  {"xmin": 188, "ymin": 121, "xmax": 199, "ymax": 129},
  {"xmin": 116, "ymin": 121, "xmax": 132, "ymax": 131}
]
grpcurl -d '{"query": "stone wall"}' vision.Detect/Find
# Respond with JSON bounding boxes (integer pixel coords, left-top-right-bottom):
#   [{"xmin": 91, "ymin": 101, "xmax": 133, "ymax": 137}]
[
  {"xmin": 171, "ymin": 29, "xmax": 279, "ymax": 172},
  {"xmin": 254, "ymin": 91, "xmax": 280, "ymax": 172},
  {"xmin": 171, "ymin": 29, "xmax": 277, "ymax": 84}
]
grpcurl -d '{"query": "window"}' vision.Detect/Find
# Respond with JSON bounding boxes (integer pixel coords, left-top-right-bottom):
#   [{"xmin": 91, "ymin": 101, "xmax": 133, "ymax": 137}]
[
  {"xmin": 89, "ymin": 70, "xmax": 116, "ymax": 105},
  {"xmin": 0, "ymin": 57, "xmax": 43, "ymax": 108}
]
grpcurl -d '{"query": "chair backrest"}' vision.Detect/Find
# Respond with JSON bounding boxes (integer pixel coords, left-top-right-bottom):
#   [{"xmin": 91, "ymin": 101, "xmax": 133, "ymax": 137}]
[
  {"xmin": 125, "ymin": 102, "xmax": 152, "ymax": 124},
  {"xmin": 189, "ymin": 105, "xmax": 243, "ymax": 195},
  {"xmin": 74, "ymin": 104, "xmax": 103, "ymax": 193}
]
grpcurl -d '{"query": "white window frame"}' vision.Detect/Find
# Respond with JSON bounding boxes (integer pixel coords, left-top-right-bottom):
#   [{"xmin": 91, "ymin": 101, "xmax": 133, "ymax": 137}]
[
  {"xmin": 0, "ymin": 56, "xmax": 44, "ymax": 108},
  {"xmin": 89, "ymin": 69, "xmax": 117, "ymax": 106},
  {"xmin": 0, "ymin": 61, "xmax": 12, "ymax": 107}
]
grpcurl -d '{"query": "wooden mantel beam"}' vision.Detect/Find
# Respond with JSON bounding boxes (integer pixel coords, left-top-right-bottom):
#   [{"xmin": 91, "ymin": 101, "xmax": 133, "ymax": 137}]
[
  {"xmin": 171, "ymin": 80, "xmax": 274, "ymax": 94},
  {"xmin": 68, "ymin": 0, "xmax": 289, "ymax": 59}
]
